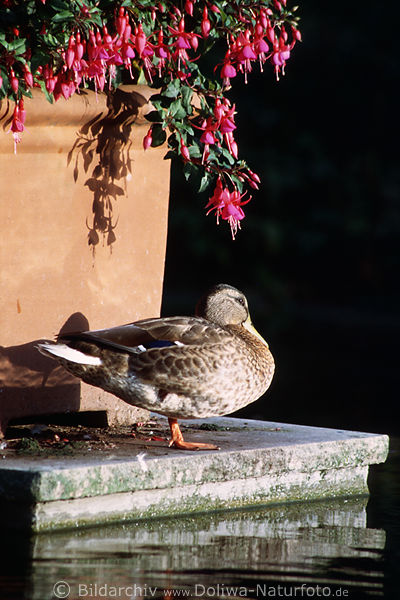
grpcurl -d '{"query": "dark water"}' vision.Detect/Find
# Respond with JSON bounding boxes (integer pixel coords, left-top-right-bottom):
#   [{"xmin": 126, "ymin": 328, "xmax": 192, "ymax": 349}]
[{"xmin": 1, "ymin": 439, "xmax": 399, "ymax": 600}]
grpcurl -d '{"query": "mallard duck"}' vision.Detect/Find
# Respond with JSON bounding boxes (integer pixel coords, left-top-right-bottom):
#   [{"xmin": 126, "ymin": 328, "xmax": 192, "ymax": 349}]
[{"xmin": 37, "ymin": 284, "xmax": 274, "ymax": 450}]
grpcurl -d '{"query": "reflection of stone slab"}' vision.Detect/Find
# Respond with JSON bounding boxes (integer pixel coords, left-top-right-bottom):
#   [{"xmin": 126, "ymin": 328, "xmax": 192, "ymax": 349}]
[
  {"xmin": 26, "ymin": 497, "xmax": 386, "ymax": 599},
  {"xmin": 0, "ymin": 418, "xmax": 389, "ymax": 532}
]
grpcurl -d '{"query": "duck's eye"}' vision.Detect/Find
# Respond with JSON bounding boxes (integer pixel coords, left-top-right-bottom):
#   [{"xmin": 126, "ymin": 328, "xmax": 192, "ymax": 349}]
[{"xmin": 236, "ymin": 296, "xmax": 246, "ymax": 308}]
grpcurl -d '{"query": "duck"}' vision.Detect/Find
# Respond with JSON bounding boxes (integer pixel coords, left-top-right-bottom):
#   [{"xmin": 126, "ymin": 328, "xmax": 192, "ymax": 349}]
[{"xmin": 37, "ymin": 284, "xmax": 275, "ymax": 450}]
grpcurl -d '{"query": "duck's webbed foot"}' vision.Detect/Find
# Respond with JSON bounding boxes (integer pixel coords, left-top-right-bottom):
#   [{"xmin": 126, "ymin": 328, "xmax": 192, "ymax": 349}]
[{"xmin": 168, "ymin": 418, "xmax": 219, "ymax": 451}]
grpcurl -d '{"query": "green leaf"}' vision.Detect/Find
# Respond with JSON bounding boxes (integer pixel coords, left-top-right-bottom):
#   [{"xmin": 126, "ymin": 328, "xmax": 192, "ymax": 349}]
[
  {"xmin": 220, "ymin": 147, "xmax": 236, "ymax": 165},
  {"xmin": 181, "ymin": 85, "xmax": 193, "ymax": 112},
  {"xmin": 173, "ymin": 121, "xmax": 194, "ymax": 136},
  {"xmin": 230, "ymin": 175, "xmax": 244, "ymax": 193},
  {"xmin": 51, "ymin": 11, "xmax": 74, "ymax": 23},
  {"xmin": 137, "ymin": 69, "xmax": 148, "ymax": 85},
  {"xmin": 50, "ymin": 0, "xmax": 73, "ymax": 9},
  {"xmin": 188, "ymin": 145, "xmax": 202, "ymax": 158},
  {"xmin": 7, "ymin": 38, "xmax": 27, "ymax": 55},
  {"xmin": 163, "ymin": 80, "xmax": 180, "ymax": 99},
  {"xmin": 151, "ymin": 124, "xmax": 167, "ymax": 147},
  {"xmin": 169, "ymin": 99, "xmax": 187, "ymax": 120},
  {"xmin": 198, "ymin": 172, "xmax": 212, "ymax": 193}
]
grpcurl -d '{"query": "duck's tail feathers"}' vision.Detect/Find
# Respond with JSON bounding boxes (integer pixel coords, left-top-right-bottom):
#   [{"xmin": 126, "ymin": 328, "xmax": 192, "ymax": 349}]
[{"xmin": 37, "ymin": 342, "xmax": 102, "ymax": 366}]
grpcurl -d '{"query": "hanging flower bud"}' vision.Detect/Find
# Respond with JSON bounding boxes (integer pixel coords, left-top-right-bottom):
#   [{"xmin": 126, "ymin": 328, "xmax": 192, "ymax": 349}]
[
  {"xmin": 180, "ymin": 138, "xmax": 190, "ymax": 161},
  {"xmin": 75, "ymin": 32, "xmax": 84, "ymax": 61},
  {"xmin": 10, "ymin": 69, "xmax": 19, "ymax": 94},
  {"xmin": 135, "ymin": 23, "xmax": 147, "ymax": 57},
  {"xmin": 201, "ymin": 7, "xmax": 211, "ymax": 38},
  {"xmin": 143, "ymin": 127, "xmax": 153, "ymax": 150},
  {"xmin": 292, "ymin": 26, "xmax": 302, "ymax": 42},
  {"xmin": 23, "ymin": 64, "xmax": 33, "ymax": 88},
  {"xmin": 185, "ymin": 0, "xmax": 193, "ymax": 16},
  {"xmin": 8, "ymin": 100, "xmax": 26, "ymax": 153},
  {"xmin": 66, "ymin": 35, "xmax": 76, "ymax": 69},
  {"xmin": 116, "ymin": 7, "xmax": 126, "ymax": 37}
]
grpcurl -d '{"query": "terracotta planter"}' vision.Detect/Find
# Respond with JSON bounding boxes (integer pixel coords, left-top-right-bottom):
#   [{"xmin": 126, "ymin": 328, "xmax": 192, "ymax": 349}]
[{"xmin": 0, "ymin": 86, "xmax": 170, "ymax": 436}]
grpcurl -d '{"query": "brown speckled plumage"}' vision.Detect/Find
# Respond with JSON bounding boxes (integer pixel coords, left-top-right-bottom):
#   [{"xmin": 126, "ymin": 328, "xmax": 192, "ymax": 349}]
[{"xmin": 38, "ymin": 284, "xmax": 275, "ymax": 449}]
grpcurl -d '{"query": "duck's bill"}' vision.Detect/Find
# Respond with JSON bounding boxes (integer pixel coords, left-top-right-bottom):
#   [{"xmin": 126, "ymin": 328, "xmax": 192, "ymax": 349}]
[{"xmin": 243, "ymin": 316, "xmax": 269, "ymax": 347}]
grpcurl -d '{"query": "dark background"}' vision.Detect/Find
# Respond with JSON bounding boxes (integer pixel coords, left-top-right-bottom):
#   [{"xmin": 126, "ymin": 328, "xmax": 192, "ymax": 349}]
[{"xmin": 161, "ymin": 1, "xmax": 399, "ymax": 436}]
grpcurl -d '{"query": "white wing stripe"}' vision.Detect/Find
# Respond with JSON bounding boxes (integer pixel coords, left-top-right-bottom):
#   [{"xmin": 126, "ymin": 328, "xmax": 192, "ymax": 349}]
[{"xmin": 37, "ymin": 343, "xmax": 102, "ymax": 366}]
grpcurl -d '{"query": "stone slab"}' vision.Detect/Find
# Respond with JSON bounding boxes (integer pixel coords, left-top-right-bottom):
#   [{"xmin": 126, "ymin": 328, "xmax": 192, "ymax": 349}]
[{"xmin": 0, "ymin": 418, "xmax": 389, "ymax": 532}]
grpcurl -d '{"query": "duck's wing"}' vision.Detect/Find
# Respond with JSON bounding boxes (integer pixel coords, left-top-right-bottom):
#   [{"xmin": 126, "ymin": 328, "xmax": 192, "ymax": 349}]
[
  {"xmin": 59, "ymin": 316, "xmax": 230, "ymax": 354},
  {"xmin": 58, "ymin": 316, "xmax": 236, "ymax": 397}
]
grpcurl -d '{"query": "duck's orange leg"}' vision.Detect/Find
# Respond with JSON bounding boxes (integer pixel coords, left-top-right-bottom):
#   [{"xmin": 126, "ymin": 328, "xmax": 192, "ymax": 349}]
[{"xmin": 168, "ymin": 418, "xmax": 219, "ymax": 450}]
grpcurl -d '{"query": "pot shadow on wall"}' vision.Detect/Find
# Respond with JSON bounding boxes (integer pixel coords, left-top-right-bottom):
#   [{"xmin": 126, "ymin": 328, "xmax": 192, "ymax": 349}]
[
  {"xmin": 68, "ymin": 87, "xmax": 150, "ymax": 252},
  {"xmin": 0, "ymin": 87, "xmax": 155, "ymax": 437},
  {"xmin": 0, "ymin": 313, "xmax": 90, "ymax": 437}
]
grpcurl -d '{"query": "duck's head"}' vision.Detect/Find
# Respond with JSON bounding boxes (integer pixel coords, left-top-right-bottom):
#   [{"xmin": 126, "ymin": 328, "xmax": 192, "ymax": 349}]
[
  {"xmin": 195, "ymin": 283, "xmax": 268, "ymax": 348},
  {"xmin": 195, "ymin": 284, "xmax": 269, "ymax": 347},
  {"xmin": 195, "ymin": 284, "xmax": 249, "ymax": 326}
]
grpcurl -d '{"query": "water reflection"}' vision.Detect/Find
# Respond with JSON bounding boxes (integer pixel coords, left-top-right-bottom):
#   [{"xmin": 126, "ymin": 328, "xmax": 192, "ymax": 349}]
[{"xmin": 3, "ymin": 496, "xmax": 388, "ymax": 600}]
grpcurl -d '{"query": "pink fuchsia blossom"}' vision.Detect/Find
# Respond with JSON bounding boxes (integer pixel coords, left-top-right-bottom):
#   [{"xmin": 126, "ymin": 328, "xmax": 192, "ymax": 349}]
[
  {"xmin": 8, "ymin": 99, "xmax": 26, "ymax": 153},
  {"xmin": 218, "ymin": 113, "xmax": 236, "ymax": 134},
  {"xmin": 220, "ymin": 53, "xmax": 237, "ymax": 88},
  {"xmin": 153, "ymin": 30, "xmax": 170, "ymax": 76},
  {"xmin": 169, "ymin": 17, "xmax": 199, "ymax": 69},
  {"xmin": 134, "ymin": 24, "xmax": 148, "ymax": 57},
  {"xmin": 253, "ymin": 34, "xmax": 270, "ymax": 71},
  {"xmin": 206, "ymin": 177, "xmax": 230, "ymax": 217},
  {"xmin": 169, "ymin": 18, "xmax": 193, "ymax": 50},
  {"xmin": 206, "ymin": 178, "xmax": 251, "ymax": 239},
  {"xmin": 200, "ymin": 129, "xmax": 217, "ymax": 145},
  {"xmin": 199, "ymin": 117, "xmax": 218, "ymax": 162}
]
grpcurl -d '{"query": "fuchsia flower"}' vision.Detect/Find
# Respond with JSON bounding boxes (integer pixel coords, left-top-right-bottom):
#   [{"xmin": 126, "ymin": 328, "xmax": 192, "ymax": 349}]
[
  {"xmin": 180, "ymin": 138, "xmax": 190, "ymax": 161},
  {"xmin": 169, "ymin": 17, "xmax": 199, "ymax": 68},
  {"xmin": 220, "ymin": 51, "xmax": 237, "ymax": 87},
  {"xmin": 143, "ymin": 127, "xmax": 153, "ymax": 150},
  {"xmin": 1, "ymin": 0, "xmax": 300, "ymax": 236},
  {"xmin": 201, "ymin": 7, "xmax": 211, "ymax": 38},
  {"xmin": 8, "ymin": 99, "xmax": 26, "ymax": 154},
  {"xmin": 116, "ymin": 7, "xmax": 128, "ymax": 38},
  {"xmin": 185, "ymin": 0, "xmax": 194, "ymax": 16},
  {"xmin": 134, "ymin": 24, "xmax": 147, "ymax": 56},
  {"xmin": 10, "ymin": 69, "xmax": 19, "ymax": 94},
  {"xmin": 198, "ymin": 117, "xmax": 218, "ymax": 162},
  {"xmin": 153, "ymin": 30, "xmax": 169, "ymax": 75},
  {"xmin": 23, "ymin": 64, "xmax": 34, "ymax": 88},
  {"xmin": 206, "ymin": 178, "xmax": 251, "ymax": 239},
  {"xmin": 199, "ymin": 119, "xmax": 217, "ymax": 145}
]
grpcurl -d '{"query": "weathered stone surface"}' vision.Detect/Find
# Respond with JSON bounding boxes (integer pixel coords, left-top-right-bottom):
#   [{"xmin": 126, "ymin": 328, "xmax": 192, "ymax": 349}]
[{"xmin": 0, "ymin": 418, "xmax": 389, "ymax": 531}]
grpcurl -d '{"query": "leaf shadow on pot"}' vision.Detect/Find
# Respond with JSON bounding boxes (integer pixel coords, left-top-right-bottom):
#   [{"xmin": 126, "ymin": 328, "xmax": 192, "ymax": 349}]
[
  {"xmin": 67, "ymin": 88, "xmax": 150, "ymax": 253},
  {"xmin": 0, "ymin": 312, "xmax": 90, "ymax": 437}
]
